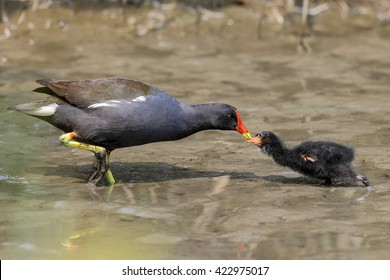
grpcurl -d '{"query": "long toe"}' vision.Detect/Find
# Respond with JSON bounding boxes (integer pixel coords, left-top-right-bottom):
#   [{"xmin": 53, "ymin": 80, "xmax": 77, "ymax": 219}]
[
  {"xmin": 357, "ymin": 175, "xmax": 371, "ymax": 187},
  {"xmin": 89, "ymin": 154, "xmax": 103, "ymax": 181},
  {"xmin": 88, "ymin": 151, "xmax": 107, "ymax": 182},
  {"xmin": 356, "ymin": 175, "xmax": 373, "ymax": 203},
  {"xmin": 88, "ymin": 169, "xmax": 101, "ymax": 182},
  {"xmin": 92, "ymin": 153, "xmax": 102, "ymax": 171},
  {"xmin": 88, "ymin": 160, "xmax": 115, "ymax": 186},
  {"xmin": 88, "ymin": 171, "xmax": 105, "ymax": 186}
]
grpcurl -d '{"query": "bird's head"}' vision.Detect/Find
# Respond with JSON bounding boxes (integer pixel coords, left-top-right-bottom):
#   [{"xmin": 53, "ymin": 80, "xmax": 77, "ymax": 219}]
[
  {"xmin": 249, "ymin": 131, "xmax": 281, "ymax": 154},
  {"xmin": 209, "ymin": 104, "xmax": 251, "ymax": 140}
]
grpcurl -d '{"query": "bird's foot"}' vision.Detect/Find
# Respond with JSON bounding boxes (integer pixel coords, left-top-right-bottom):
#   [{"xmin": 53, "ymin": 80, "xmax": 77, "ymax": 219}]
[
  {"xmin": 89, "ymin": 153, "xmax": 102, "ymax": 181},
  {"xmin": 59, "ymin": 131, "xmax": 116, "ymax": 186},
  {"xmin": 88, "ymin": 149, "xmax": 107, "ymax": 183},
  {"xmin": 88, "ymin": 150, "xmax": 115, "ymax": 186},
  {"xmin": 356, "ymin": 175, "xmax": 371, "ymax": 187},
  {"xmin": 356, "ymin": 175, "xmax": 373, "ymax": 203}
]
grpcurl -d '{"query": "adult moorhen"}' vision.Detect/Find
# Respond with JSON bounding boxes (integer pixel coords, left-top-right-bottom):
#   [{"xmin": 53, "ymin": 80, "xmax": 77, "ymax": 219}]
[
  {"xmin": 9, "ymin": 78, "xmax": 251, "ymax": 185},
  {"xmin": 249, "ymin": 131, "xmax": 372, "ymax": 200}
]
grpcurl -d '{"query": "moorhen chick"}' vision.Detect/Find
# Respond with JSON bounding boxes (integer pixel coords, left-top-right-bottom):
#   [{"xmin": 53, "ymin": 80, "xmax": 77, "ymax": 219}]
[
  {"xmin": 249, "ymin": 131, "xmax": 372, "ymax": 191},
  {"xmin": 9, "ymin": 78, "xmax": 251, "ymax": 185}
]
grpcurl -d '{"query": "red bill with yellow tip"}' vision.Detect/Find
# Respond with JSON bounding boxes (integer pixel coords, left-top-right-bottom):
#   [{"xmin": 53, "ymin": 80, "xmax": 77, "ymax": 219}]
[{"xmin": 235, "ymin": 110, "xmax": 251, "ymax": 140}]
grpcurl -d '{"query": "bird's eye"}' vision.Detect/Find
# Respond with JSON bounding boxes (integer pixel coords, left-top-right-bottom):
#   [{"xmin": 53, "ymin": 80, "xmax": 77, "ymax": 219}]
[{"xmin": 227, "ymin": 115, "xmax": 233, "ymax": 120}]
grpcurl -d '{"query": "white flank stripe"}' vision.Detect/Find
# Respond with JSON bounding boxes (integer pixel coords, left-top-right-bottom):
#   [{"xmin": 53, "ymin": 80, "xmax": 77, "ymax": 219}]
[
  {"xmin": 87, "ymin": 97, "xmax": 146, "ymax": 109},
  {"xmin": 88, "ymin": 102, "xmax": 115, "ymax": 109},
  {"xmin": 132, "ymin": 96, "xmax": 146, "ymax": 102}
]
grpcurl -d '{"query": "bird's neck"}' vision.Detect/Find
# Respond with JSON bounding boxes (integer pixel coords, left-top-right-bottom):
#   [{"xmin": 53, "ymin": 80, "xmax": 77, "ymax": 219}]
[
  {"xmin": 266, "ymin": 142, "xmax": 298, "ymax": 168},
  {"xmin": 165, "ymin": 104, "xmax": 216, "ymax": 140},
  {"xmin": 185, "ymin": 103, "xmax": 221, "ymax": 131}
]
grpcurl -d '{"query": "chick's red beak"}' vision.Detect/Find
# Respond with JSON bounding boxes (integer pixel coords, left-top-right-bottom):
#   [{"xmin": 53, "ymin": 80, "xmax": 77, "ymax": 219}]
[{"xmin": 235, "ymin": 110, "xmax": 251, "ymax": 140}]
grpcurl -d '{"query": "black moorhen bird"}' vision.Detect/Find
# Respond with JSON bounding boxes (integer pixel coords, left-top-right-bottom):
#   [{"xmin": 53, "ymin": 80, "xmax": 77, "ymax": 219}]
[
  {"xmin": 9, "ymin": 78, "xmax": 251, "ymax": 185},
  {"xmin": 249, "ymin": 131, "xmax": 372, "ymax": 190}
]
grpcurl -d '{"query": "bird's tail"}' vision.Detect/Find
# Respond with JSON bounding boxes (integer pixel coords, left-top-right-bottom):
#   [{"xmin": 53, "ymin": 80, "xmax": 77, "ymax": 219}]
[
  {"xmin": 35, "ymin": 78, "xmax": 54, "ymax": 87},
  {"xmin": 8, "ymin": 100, "xmax": 58, "ymax": 117}
]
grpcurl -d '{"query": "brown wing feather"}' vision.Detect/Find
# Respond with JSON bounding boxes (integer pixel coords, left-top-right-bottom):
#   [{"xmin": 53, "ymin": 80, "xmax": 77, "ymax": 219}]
[{"xmin": 35, "ymin": 77, "xmax": 154, "ymax": 108}]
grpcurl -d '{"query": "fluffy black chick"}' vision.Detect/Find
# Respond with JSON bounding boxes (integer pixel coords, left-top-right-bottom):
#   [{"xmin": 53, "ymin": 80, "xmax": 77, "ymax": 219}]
[{"xmin": 250, "ymin": 131, "xmax": 371, "ymax": 188}]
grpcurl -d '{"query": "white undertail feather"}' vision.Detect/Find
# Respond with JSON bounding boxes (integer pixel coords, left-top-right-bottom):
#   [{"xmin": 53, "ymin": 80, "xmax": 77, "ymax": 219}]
[{"xmin": 12, "ymin": 103, "xmax": 59, "ymax": 117}]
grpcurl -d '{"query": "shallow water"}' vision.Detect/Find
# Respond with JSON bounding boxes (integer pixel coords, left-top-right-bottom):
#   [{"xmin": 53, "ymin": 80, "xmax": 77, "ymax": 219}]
[{"xmin": 1, "ymin": 5, "xmax": 390, "ymax": 259}]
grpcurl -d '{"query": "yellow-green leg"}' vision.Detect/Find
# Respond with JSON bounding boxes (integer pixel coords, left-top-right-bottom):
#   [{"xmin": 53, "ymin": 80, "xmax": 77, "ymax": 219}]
[{"xmin": 59, "ymin": 132, "xmax": 116, "ymax": 186}]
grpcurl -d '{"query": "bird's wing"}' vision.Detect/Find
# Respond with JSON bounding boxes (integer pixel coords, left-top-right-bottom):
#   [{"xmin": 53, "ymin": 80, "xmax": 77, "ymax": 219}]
[
  {"xmin": 296, "ymin": 141, "xmax": 354, "ymax": 164},
  {"xmin": 33, "ymin": 77, "xmax": 156, "ymax": 108},
  {"xmin": 300, "ymin": 153, "xmax": 318, "ymax": 162}
]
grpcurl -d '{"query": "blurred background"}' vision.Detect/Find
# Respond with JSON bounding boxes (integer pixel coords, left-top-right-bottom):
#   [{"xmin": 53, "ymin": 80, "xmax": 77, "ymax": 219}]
[{"xmin": 1, "ymin": 0, "xmax": 389, "ymax": 48}]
